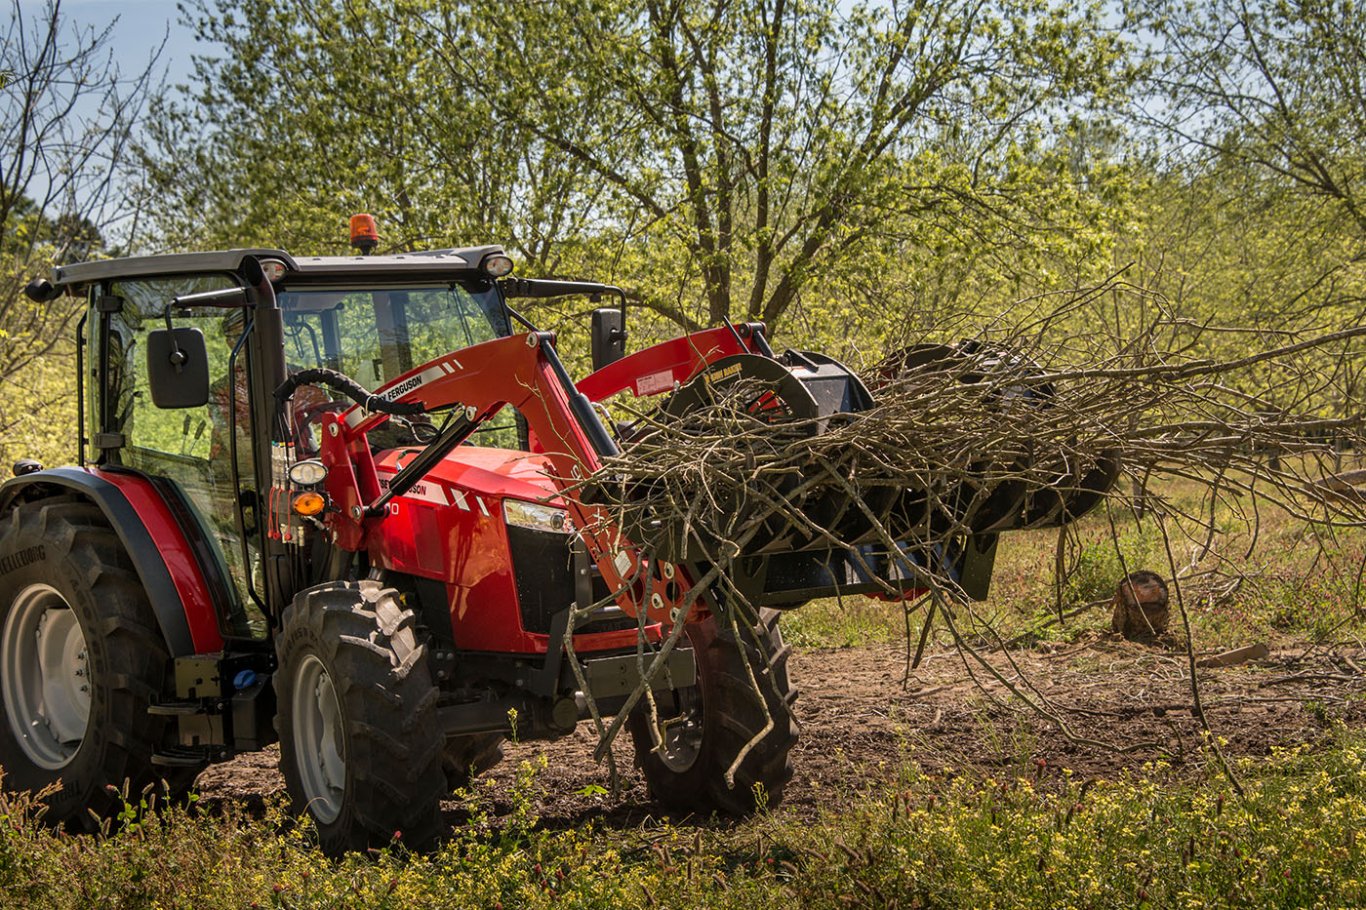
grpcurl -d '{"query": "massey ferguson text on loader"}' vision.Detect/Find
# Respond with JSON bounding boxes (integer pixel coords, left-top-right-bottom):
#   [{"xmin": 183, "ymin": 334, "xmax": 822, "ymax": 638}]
[{"xmin": 0, "ymin": 227, "xmax": 1115, "ymax": 853}]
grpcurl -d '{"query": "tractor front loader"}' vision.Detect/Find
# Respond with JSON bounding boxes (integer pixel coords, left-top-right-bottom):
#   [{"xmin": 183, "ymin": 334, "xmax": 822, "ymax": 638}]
[{"xmin": 0, "ymin": 231, "xmax": 1114, "ymax": 854}]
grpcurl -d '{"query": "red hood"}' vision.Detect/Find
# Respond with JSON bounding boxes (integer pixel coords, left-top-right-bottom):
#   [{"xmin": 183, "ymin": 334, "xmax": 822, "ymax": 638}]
[{"xmin": 373, "ymin": 446, "xmax": 563, "ymax": 504}]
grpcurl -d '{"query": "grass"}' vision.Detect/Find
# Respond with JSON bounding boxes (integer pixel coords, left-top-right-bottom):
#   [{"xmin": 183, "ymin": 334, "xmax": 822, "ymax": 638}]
[
  {"xmin": 2, "ymin": 735, "xmax": 1365, "ymax": 908},
  {"xmin": 780, "ymin": 594, "xmax": 914, "ymax": 649}
]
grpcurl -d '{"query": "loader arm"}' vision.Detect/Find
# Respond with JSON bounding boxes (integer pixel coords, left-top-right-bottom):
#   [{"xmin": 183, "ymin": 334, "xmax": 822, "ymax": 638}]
[
  {"xmin": 577, "ymin": 323, "xmax": 770, "ymax": 402},
  {"xmin": 318, "ymin": 331, "xmax": 694, "ymax": 625}
]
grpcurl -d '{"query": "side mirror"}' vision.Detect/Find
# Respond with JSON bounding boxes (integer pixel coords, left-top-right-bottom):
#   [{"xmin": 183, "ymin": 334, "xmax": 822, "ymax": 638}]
[
  {"xmin": 147, "ymin": 327, "xmax": 210, "ymax": 409},
  {"xmin": 590, "ymin": 307, "xmax": 626, "ymax": 371}
]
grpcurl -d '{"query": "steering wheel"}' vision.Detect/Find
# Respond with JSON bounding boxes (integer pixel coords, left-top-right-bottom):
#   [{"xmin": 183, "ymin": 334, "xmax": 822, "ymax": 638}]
[{"xmin": 292, "ymin": 399, "xmax": 350, "ymax": 457}]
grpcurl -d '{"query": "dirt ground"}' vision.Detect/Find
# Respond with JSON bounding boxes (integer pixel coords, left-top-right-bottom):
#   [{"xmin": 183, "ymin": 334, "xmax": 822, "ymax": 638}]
[{"xmin": 194, "ymin": 633, "xmax": 1366, "ymax": 827}]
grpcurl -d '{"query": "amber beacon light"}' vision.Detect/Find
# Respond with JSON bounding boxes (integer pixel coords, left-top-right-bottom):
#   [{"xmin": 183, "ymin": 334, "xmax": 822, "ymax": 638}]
[{"xmin": 349, "ymin": 213, "xmax": 379, "ymax": 254}]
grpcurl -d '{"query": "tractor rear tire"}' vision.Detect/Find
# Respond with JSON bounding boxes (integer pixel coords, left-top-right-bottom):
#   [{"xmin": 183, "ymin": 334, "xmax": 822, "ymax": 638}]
[
  {"xmin": 0, "ymin": 500, "xmax": 191, "ymax": 827},
  {"xmin": 275, "ymin": 580, "xmax": 446, "ymax": 855},
  {"xmin": 629, "ymin": 609, "xmax": 797, "ymax": 815}
]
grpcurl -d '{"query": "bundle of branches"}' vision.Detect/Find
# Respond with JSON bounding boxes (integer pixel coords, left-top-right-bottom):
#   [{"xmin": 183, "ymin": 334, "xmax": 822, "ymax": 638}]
[
  {"xmin": 596, "ymin": 334, "xmax": 1366, "ymax": 583},
  {"xmin": 571, "ymin": 283, "xmax": 1366, "ymax": 790}
]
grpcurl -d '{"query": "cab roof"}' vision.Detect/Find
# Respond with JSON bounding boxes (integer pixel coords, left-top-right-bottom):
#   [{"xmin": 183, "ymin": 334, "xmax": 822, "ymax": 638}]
[{"xmin": 51, "ymin": 246, "xmax": 508, "ymax": 289}]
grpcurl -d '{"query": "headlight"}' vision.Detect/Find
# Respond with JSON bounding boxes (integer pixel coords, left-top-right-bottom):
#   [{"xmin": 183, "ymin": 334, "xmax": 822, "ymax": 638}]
[
  {"xmin": 288, "ymin": 459, "xmax": 328, "ymax": 487},
  {"xmin": 503, "ymin": 499, "xmax": 568, "ymax": 533},
  {"xmin": 481, "ymin": 252, "xmax": 514, "ymax": 277}
]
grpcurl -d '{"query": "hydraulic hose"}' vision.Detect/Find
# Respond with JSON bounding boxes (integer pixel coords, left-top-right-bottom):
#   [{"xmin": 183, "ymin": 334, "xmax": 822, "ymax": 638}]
[{"xmin": 274, "ymin": 368, "xmax": 426, "ymax": 417}]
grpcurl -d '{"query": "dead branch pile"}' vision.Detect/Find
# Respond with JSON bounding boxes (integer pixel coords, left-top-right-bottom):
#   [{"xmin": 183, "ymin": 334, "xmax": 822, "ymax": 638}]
[
  {"xmin": 594, "ymin": 324, "xmax": 1366, "ymax": 584},
  {"xmin": 573, "ymin": 281, "xmax": 1366, "ymax": 790}
]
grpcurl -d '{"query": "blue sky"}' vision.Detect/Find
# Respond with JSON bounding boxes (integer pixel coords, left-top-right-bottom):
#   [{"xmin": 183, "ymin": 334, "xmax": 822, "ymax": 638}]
[{"xmin": 58, "ymin": 0, "xmax": 204, "ymax": 86}]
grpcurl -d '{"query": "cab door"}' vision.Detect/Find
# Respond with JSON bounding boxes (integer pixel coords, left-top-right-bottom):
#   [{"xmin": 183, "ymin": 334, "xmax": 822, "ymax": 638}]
[{"xmin": 96, "ymin": 274, "xmax": 266, "ymax": 639}]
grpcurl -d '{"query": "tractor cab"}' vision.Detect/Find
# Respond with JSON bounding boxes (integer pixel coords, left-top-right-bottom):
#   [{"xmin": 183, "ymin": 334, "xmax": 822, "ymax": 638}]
[{"xmin": 31, "ymin": 246, "xmax": 547, "ymax": 646}]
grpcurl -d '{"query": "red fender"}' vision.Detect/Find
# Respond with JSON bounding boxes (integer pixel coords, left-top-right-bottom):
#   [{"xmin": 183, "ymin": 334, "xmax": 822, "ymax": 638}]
[{"xmin": 92, "ymin": 470, "xmax": 226, "ymax": 654}]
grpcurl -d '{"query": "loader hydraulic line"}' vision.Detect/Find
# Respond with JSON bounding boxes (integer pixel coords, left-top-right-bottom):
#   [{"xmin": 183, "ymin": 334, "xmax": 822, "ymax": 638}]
[{"xmin": 273, "ymin": 367, "xmax": 425, "ymax": 417}]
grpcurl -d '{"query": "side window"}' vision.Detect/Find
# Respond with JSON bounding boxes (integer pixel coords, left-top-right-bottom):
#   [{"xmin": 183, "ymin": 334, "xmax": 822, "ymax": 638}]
[
  {"xmin": 109, "ymin": 276, "xmax": 237, "ymax": 462},
  {"xmin": 105, "ymin": 275, "xmax": 265, "ymax": 639}
]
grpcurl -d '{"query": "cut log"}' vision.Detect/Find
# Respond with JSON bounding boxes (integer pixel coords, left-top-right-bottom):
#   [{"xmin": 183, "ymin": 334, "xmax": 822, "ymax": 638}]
[{"xmin": 1196, "ymin": 643, "xmax": 1270, "ymax": 668}]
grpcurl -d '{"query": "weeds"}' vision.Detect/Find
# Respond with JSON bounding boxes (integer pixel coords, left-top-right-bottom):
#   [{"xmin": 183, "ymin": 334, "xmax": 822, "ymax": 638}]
[
  {"xmin": 2, "ymin": 736, "xmax": 1365, "ymax": 907},
  {"xmin": 781, "ymin": 595, "xmax": 909, "ymax": 648}
]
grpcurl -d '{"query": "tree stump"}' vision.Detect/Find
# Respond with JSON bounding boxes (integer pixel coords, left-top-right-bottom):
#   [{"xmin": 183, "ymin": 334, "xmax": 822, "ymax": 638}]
[{"xmin": 1110, "ymin": 570, "xmax": 1170, "ymax": 642}]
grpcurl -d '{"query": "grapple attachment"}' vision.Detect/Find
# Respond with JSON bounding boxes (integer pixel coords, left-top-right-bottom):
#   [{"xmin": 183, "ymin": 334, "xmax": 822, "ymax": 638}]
[{"xmin": 610, "ymin": 338, "xmax": 1118, "ymax": 603}]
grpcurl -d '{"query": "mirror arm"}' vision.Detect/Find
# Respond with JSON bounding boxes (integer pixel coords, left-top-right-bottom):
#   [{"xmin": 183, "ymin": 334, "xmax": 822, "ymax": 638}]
[
  {"xmin": 172, "ymin": 286, "xmax": 257, "ymax": 310},
  {"xmin": 504, "ymin": 304, "xmax": 538, "ymax": 332},
  {"xmin": 162, "ymin": 306, "xmax": 188, "ymax": 373}
]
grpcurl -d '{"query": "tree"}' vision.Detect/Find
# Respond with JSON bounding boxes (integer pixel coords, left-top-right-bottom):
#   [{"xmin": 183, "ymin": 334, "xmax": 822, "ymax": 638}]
[
  {"xmin": 148, "ymin": 0, "xmax": 1129, "ymax": 337},
  {"xmin": 0, "ymin": 0, "xmax": 162, "ymax": 467},
  {"xmin": 142, "ymin": 0, "xmax": 598, "ymax": 270},
  {"xmin": 1127, "ymin": 0, "xmax": 1366, "ymax": 438},
  {"xmin": 1132, "ymin": 0, "xmax": 1366, "ymax": 237}
]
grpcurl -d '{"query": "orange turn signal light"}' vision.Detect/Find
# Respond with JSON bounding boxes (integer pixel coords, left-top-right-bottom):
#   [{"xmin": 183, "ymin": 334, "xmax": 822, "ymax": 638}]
[{"xmin": 293, "ymin": 491, "xmax": 327, "ymax": 517}]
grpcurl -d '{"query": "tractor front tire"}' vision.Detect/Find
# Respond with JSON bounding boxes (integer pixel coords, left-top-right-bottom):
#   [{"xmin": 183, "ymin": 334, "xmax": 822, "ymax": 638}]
[
  {"xmin": 629, "ymin": 609, "xmax": 797, "ymax": 815},
  {"xmin": 0, "ymin": 501, "xmax": 188, "ymax": 827},
  {"xmin": 275, "ymin": 580, "xmax": 446, "ymax": 855}
]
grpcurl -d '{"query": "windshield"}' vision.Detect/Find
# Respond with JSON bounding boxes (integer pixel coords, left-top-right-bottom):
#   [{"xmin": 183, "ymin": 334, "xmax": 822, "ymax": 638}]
[
  {"xmin": 276, "ymin": 281, "xmax": 524, "ymax": 450},
  {"xmin": 277, "ymin": 282, "xmax": 509, "ymax": 388}
]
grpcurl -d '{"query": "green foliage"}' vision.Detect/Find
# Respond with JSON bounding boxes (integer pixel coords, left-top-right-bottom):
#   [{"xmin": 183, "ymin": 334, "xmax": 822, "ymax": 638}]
[
  {"xmin": 0, "ymin": 343, "xmax": 79, "ymax": 471},
  {"xmin": 1133, "ymin": 0, "xmax": 1366, "ymax": 236},
  {"xmin": 1117, "ymin": 0, "xmax": 1366, "ymax": 425},
  {"xmin": 1, "ymin": 737, "xmax": 1364, "ymax": 907},
  {"xmin": 1060, "ymin": 523, "xmax": 1165, "ymax": 607},
  {"xmin": 780, "ymin": 595, "xmax": 911, "ymax": 649},
  {"xmin": 770, "ymin": 740, "xmax": 1366, "ymax": 908},
  {"xmin": 145, "ymin": 0, "xmax": 1133, "ymax": 341}
]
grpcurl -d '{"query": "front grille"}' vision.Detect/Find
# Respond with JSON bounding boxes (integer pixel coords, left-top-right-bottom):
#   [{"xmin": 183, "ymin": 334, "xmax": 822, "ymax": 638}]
[
  {"xmin": 507, "ymin": 526, "xmax": 573, "ymax": 634},
  {"xmin": 507, "ymin": 526, "xmax": 641, "ymax": 635}
]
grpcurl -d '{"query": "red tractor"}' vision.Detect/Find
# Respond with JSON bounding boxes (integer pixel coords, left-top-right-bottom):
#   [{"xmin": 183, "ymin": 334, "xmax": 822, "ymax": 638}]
[{"xmin": 0, "ymin": 232, "xmax": 1113, "ymax": 853}]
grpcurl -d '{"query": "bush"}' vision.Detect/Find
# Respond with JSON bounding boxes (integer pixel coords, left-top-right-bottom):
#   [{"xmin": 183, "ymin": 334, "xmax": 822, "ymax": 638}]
[{"xmin": 1, "ymin": 735, "xmax": 1364, "ymax": 908}]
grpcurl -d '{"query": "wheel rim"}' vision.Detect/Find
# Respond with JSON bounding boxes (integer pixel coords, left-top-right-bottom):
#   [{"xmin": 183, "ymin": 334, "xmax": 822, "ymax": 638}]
[
  {"xmin": 1, "ymin": 584, "xmax": 91, "ymax": 770},
  {"xmin": 291, "ymin": 653, "xmax": 346, "ymax": 824},
  {"xmin": 653, "ymin": 687, "xmax": 705, "ymax": 773}
]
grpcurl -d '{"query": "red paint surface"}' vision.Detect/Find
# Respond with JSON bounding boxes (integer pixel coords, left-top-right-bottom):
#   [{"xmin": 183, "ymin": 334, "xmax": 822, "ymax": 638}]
[
  {"xmin": 368, "ymin": 447, "xmax": 656, "ymax": 654},
  {"xmin": 91, "ymin": 468, "xmax": 225, "ymax": 654},
  {"xmin": 575, "ymin": 326, "xmax": 753, "ymax": 402}
]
